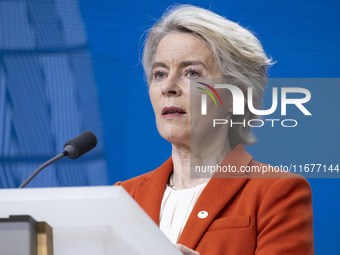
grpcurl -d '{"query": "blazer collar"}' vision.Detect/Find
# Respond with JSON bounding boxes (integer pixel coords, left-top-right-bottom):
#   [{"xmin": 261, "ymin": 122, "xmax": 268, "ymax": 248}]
[
  {"xmin": 135, "ymin": 144, "xmax": 252, "ymax": 248},
  {"xmin": 134, "ymin": 157, "xmax": 173, "ymax": 224}
]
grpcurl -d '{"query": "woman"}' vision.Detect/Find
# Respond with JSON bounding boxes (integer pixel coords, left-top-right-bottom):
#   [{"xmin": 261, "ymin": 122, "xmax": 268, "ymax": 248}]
[{"xmin": 116, "ymin": 5, "xmax": 314, "ymax": 255}]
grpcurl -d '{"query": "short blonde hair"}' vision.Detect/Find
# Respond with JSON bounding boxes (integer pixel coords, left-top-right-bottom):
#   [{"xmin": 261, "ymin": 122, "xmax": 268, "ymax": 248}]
[{"xmin": 142, "ymin": 5, "xmax": 273, "ymax": 148}]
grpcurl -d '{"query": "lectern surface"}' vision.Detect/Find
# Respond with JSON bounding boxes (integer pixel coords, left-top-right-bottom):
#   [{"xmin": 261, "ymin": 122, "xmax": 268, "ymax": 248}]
[{"xmin": 0, "ymin": 186, "xmax": 182, "ymax": 255}]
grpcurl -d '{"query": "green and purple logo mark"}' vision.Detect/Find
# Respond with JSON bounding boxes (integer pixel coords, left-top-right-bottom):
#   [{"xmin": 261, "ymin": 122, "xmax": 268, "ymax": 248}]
[{"xmin": 196, "ymin": 82, "xmax": 223, "ymax": 115}]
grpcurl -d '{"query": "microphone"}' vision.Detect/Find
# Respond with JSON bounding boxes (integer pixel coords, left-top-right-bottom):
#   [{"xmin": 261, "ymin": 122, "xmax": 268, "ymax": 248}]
[
  {"xmin": 64, "ymin": 131, "xmax": 97, "ymax": 159},
  {"xmin": 18, "ymin": 131, "xmax": 97, "ymax": 188}
]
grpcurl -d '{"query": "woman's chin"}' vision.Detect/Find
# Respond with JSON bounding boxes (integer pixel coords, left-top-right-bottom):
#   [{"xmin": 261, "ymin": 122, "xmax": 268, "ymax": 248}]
[{"xmin": 160, "ymin": 131, "xmax": 190, "ymax": 147}]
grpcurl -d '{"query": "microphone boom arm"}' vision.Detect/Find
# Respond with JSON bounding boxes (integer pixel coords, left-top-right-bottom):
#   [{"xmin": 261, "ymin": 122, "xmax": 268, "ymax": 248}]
[
  {"xmin": 18, "ymin": 131, "xmax": 97, "ymax": 188},
  {"xmin": 18, "ymin": 152, "xmax": 66, "ymax": 188}
]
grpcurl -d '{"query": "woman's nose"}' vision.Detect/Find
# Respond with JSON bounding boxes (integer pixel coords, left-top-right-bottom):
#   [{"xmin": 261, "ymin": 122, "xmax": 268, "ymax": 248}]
[{"xmin": 161, "ymin": 75, "xmax": 182, "ymax": 97}]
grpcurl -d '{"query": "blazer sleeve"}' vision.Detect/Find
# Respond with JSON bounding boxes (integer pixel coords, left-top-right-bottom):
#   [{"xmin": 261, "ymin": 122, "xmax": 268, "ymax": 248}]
[{"xmin": 255, "ymin": 177, "xmax": 314, "ymax": 255}]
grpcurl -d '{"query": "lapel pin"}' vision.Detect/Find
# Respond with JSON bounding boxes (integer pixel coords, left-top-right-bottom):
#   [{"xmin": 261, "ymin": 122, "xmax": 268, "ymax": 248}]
[{"xmin": 197, "ymin": 211, "xmax": 208, "ymax": 219}]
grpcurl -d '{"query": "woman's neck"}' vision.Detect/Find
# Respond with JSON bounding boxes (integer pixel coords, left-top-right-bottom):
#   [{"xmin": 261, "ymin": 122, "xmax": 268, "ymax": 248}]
[{"xmin": 171, "ymin": 134, "xmax": 232, "ymax": 189}]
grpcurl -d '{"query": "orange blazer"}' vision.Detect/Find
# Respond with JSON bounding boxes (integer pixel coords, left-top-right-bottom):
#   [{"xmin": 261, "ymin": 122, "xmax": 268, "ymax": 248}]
[{"xmin": 116, "ymin": 144, "xmax": 314, "ymax": 254}]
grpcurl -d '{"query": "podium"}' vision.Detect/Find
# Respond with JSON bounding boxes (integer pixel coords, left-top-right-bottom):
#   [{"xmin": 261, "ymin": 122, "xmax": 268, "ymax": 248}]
[{"xmin": 0, "ymin": 186, "xmax": 182, "ymax": 255}]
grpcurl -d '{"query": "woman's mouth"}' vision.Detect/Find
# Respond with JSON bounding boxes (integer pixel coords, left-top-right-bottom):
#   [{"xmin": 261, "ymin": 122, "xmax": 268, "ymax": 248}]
[{"xmin": 162, "ymin": 106, "xmax": 187, "ymax": 119}]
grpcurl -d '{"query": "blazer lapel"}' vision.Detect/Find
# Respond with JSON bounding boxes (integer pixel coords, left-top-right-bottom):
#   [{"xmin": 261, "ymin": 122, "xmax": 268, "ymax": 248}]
[
  {"xmin": 134, "ymin": 158, "xmax": 173, "ymax": 224},
  {"xmin": 178, "ymin": 144, "xmax": 252, "ymax": 249}
]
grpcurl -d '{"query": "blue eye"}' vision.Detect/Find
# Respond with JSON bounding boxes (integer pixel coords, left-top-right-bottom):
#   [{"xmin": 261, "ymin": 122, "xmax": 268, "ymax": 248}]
[
  {"xmin": 158, "ymin": 73, "xmax": 165, "ymax": 79},
  {"xmin": 187, "ymin": 69, "xmax": 200, "ymax": 78},
  {"xmin": 189, "ymin": 71, "xmax": 198, "ymax": 77},
  {"xmin": 153, "ymin": 71, "xmax": 166, "ymax": 80}
]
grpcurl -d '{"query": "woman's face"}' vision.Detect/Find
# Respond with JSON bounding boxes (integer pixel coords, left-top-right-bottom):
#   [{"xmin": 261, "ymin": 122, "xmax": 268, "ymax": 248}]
[{"xmin": 149, "ymin": 32, "xmax": 224, "ymax": 147}]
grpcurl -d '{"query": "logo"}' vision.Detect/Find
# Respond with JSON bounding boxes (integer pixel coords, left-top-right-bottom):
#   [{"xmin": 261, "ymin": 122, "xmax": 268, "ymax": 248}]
[
  {"xmin": 196, "ymin": 82, "xmax": 223, "ymax": 115},
  {"xmin": 196, "ymin": 82, "xmax": 312, "ymax": 128}
]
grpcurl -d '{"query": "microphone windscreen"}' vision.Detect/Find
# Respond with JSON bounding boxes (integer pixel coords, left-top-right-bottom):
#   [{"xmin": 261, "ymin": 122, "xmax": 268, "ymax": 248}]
[{"xmin": 64, "ymin": 131, "xmax": 97, "ymax": 159}]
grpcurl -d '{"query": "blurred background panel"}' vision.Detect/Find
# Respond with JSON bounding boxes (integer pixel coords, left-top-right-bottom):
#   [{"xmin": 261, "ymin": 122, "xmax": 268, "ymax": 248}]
[{"xmin": 0, "ymin": 0, "xmax": 107, "ymax": 188}]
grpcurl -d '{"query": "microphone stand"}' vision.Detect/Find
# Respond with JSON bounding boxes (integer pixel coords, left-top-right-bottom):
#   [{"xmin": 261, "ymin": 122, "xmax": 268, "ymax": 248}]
[
  {"xmin": 18, "ymin": 152, "xmax": 67, "ymax": 188},
  {"xmin": 17, "ymin": 131, "xmax": 96, "ymax": 188}
]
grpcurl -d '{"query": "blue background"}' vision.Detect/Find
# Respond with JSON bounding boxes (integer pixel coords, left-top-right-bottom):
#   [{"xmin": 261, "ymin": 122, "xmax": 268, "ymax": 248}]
[
  {"xmin": 0, "ymin": 0, "xmax": 338, "ymax": 253},
  {"xmin": 79, "ymin": 0, "xmax": 340, "ymax": 253}
]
